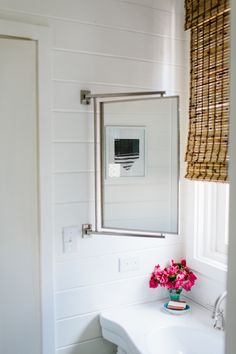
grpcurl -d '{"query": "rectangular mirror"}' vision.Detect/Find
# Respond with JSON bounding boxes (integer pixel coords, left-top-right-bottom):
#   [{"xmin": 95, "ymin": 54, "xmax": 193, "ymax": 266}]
[{"xmin": 97, "ymin": 95, "xmax": 179, "ymax": 236}]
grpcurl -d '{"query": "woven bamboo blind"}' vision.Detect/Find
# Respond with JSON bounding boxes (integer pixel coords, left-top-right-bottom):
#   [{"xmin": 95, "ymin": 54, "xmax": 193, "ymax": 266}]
[
  {"xmin": 185, "ymin": 0, "xmax": 230, "ymax": 30},
  {"xmin": 185, "ymin": 0, "xmax": 230, "ymax": 182}
]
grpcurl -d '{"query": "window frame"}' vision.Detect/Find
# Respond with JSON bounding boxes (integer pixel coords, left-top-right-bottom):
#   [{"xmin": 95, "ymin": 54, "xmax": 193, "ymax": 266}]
[{"xmin": 185, "ymin": 180, "xmax": 228, "ymax": 281}]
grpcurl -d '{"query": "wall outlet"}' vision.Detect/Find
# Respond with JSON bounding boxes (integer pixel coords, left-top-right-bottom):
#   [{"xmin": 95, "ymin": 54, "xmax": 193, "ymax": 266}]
[
  {"xmin": 119, "ymin": 255, "xmax": 140, "ymax": 273},
  {"xmin": 63, "ymin": 226, "xmax": 79, "ymax": 253}
]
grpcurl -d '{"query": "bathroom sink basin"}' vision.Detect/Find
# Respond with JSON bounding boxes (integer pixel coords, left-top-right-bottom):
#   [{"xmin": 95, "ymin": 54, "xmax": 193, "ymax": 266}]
[
  {"xmin": 147, "ymin": 326, "xmax": 224, "ymax": 354},
  {"xmin": 100, "ymin": 300, "xmax": 225, "ymax": 354}
]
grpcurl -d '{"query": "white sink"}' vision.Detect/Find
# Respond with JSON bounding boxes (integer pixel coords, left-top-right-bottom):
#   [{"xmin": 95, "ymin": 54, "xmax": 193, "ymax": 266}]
[
  {"xmin": 100, "ymin": 299, "xmax": 225, "ymax": 354},
  {"xmin": 147, "ymin": 326, "xmax": 224, "ymax": 354}
]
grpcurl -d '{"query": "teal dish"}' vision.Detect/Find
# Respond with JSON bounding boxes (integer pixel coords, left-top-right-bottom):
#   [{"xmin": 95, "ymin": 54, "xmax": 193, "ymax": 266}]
[{"xmin": 163, "ymin": 303, "xmax": 191, "ymax": 315}]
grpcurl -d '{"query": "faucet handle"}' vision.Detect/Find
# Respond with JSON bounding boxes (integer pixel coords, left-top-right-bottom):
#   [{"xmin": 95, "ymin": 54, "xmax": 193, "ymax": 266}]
[{"xmin": 213, "ymin": 310, "xmax": 225, "ymax": 330}]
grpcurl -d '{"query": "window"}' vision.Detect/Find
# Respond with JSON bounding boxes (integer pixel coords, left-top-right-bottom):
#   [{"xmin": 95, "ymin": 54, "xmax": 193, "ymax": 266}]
[
  {"xmin": 185, "ymin": 180, "xmax": 228, "ymax": 279},
  {"xmin": 194, "ymin": 182, "xmax": 228, "ymax": 266},
  {"xmin": 184, "ymin": 0, "xmax": 230, "ymax": 278}
]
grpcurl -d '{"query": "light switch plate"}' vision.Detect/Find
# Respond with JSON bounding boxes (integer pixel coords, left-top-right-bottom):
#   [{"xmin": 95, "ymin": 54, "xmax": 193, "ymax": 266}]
[{"xmin": 63, "ymin": 226, "xmax": 79, "ymax": 253}]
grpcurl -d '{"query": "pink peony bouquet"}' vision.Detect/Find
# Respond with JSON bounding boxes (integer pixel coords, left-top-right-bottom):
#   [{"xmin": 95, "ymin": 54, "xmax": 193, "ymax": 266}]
[{"xmin": 149, "ymin": 259, "xmax": 197, "ymax": 291}]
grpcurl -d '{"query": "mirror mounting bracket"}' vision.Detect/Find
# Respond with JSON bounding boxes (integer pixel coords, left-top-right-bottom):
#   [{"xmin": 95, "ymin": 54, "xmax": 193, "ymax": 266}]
[
  {"xmin": 82, "ymin": 224, "xmax": 166, "ymax": 239},
  {"xmin": 80, "ymin": 90, "xmax": 92, "ymax": 105},
  {"xmin": 80, "ymin": 89, "xmax": 166, "ymax": 106},
  {"xmin": 80, "ymin": 89, "xmax": 179, "ymax": 239},
  {"xmin": 82, "ymin": 223, "xmax": 93, "ymax": 238}
]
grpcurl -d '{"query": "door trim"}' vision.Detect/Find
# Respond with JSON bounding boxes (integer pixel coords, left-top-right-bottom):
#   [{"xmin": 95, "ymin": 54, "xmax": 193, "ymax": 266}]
[{"xmin": 0, "ymin": 20, "xmax": 54, "ymax": 354}]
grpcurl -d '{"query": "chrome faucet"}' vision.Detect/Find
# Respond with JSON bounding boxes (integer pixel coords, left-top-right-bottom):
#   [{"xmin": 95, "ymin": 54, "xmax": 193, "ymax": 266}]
[{"xmin": 212, "ymin": 290, "xmax": 227, "ymax": 330}]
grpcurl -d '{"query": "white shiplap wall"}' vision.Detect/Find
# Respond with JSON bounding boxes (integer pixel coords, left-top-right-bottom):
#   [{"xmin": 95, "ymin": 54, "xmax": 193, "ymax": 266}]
[{"xmin": 0, "ymin": 1, "xmax": 187, "ymax": 353}]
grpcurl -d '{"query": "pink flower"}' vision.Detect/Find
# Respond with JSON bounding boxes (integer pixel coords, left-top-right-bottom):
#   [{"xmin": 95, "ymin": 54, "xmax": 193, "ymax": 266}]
[
  {"xmin": 149, "ymin": 275, "xmax": 158, "ymax": 288},
  {"xmin": 175, "ymin": 281, "xmax": 182, "ymax": 289},
  {"xmin": 166, "ymin": 281, "xmax": 174, "ymax": 289},
  {"xmin": 154, "ymin": 264, "xmax": 161, "ymax": 272},
  {"xmin": 189, "ymin": 272, "xmax": 197, "ymax": 282},
  {"xmin": 149, "ymin": 259, "xmax": 197, "ymax": 292},
  {"xmin": 168, "ymin": 265, "xmax": 179, "ymax": 275},
  {"xmin": 182, "ymin": 281, "xmax": 193, "ymax": 291},
  {"xmin": 182, "ymin": 272, "xmax": 197, "ymax": 291},
  {"xmin": 159, "ymin": 274, "xmax": 168, "ymax": 285},
  {"xmin": 176, "ymin": 271, "xmax": 185, "ymax": 281}
]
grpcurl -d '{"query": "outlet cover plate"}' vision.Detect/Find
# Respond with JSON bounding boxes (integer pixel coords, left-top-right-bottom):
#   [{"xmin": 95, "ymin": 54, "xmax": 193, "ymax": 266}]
[{"xmin": 119, "ymin": 255, "xmax": 140, "ymax": 272}]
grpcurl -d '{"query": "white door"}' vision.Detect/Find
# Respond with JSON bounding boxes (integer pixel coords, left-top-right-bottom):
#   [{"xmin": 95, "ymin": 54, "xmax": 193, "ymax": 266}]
[{"xmin": 0, "ymin": 37, "xmax": 41, "ymax": 354}]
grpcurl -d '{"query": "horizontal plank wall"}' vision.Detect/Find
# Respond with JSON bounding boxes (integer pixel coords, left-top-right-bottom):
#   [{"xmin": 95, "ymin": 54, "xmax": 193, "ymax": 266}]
[{"xmin": 0, "ymin": 1, "xmax": 187, "ymax": 353}]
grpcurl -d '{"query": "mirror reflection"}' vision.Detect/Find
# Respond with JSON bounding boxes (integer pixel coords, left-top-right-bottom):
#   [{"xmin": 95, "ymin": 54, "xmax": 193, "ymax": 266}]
[{"xmin": 101, "ymin": 96, "xmax": 179, "ymax": 234}]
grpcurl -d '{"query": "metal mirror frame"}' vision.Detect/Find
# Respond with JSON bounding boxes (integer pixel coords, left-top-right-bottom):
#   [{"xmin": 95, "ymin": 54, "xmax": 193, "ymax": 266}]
[{"xmin": 81, "ymin": 90, "xmax": 180, "ymax": 238}]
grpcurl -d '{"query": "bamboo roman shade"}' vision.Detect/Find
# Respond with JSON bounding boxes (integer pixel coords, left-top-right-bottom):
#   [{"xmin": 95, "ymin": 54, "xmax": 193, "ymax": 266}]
[
  {"xmin": 185, "ymin": 0, "xmax": 230, "ymax": 182},
  {"xmin": 185, "ymin": 0, "xmax": 230, "ymax": 30}
]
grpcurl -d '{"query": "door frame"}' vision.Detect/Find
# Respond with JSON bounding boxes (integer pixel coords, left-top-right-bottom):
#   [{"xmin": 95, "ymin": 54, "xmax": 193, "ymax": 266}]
[{"xmin": 0, "ymin": 20, "xmax": 54, "ymax": 354}]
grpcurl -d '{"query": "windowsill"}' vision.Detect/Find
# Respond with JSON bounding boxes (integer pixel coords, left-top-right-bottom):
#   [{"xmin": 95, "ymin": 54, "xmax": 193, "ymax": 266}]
[{"xmin": 187, "ymin": 254, "xmax": 227, "ymax": 283}]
